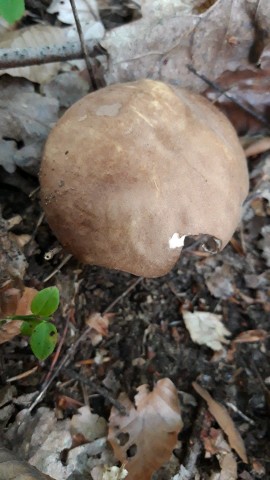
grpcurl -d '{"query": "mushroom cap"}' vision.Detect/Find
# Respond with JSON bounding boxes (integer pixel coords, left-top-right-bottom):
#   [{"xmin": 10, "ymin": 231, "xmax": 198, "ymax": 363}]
[{"xmin": 40, "ymin": 79, "xmax": 249, "ymax": 277}]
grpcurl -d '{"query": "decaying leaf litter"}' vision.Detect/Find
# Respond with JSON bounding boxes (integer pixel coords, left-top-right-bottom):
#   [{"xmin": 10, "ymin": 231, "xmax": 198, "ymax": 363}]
[{"xmin": 0, "ymin": 0, "xmax": 270, "ymax": 479}]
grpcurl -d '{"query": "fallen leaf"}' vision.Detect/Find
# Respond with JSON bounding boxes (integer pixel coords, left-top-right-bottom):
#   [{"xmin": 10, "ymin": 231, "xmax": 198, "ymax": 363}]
[
  {"xmin": 0, "ymin": 76, "xmax": 59, "ymax": 174},
  {"xmin": 0, "ymin": 319, "xmax": 22, "ymax": 344},
  {"xmin": 70, "ymin": 405, "xmax": 107, "ymax": 441},
  {"xmin": 47, "ymin": 0, "xmax": 105, "ymax": 44},
  {"xmin": 245, "ymin": 137, "xmax": 270, "ymax": 157},
  {"xmin": 203, "ymin": 428, "xmax": 238, "ymax": 479},
  {"xmin": 102, "ymin": 0, "xmax": 270, "ymax": 90},
  {"xmin": 85, "ymin": 312, "xmax": 112, "ymax": 346},
  {"xmin": 205, "ymin": 265, "xmax": 235, "ymax": 299},
  {"xmin": 0, "ymin": 25, "xmax": 66, "ymax": 83},
  {"xmin": 205, "ymin": 69, "xmax": 270, "ymax": 135},
  {"xmin": 16, "ymin": 287, "xmax": 38, "ymax": 316},
  {"xmin": 0, "ymin": 214, "xmax": 27, "ymax": 284},
  {"xmin": 219, "ymin": 451, "xmax": 238, "ymax": 480},
  {"xmin": 47, "ymin": 0, "xmax": 99, "ymax": 24},
  {"xmin": 192, "ymin": 382, "xmax": 248, "ymax": 463},
  {"xmin": 108, "ymin": 378, "xmax": 183, "ymax": 480},
  {"xmin": 182, "ymin": 310, "xmax": 231, "ymax": 351},
  {"xmin": 0, "ymin": 446, "xmax": 55, "ymax": 480},
  {"xmin": 233, "ymin": 329, "xmax": 268, "ymax": 344},
  {"xmin": 57, "ymin": 395, "xmax": 83, "ymax": 412},
  {"xmin": 0, "ymin": 287, "xmax": 21, "ymax": 316}
]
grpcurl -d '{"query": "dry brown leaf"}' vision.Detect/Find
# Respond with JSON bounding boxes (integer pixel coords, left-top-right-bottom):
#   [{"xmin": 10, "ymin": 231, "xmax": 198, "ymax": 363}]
[
  {"xmin": 102, "ymin": 0, "xmax": 270, "ymax": 91},
  {"xmin": 0, "ymin": 320, "xmax": 22, "ymax": 345},
  {"xmin": 233, "ymin": 329, "xmax": 268, "ymax": 344},
  {"xmin": 16, "ymin": 287, "xmax": 38, "ymax": 316},
  {"xmin": 0, "ymin": 287, "xmax": 38, "ymax": 344},
  {"xmin": 0, "ymin": 25, "xmax": 66, "ymax": 83},
  {"xmin": 245, "ymin": 137, "xmax": 270, "ymax": 157},
  {"xmin": 108, "ymin": 378, "xmax": 183, "ymax": 480},
  {"xmin": 206, "ymin": 69, "xmax": 270, "ymax": 135},
  {"xmin": 85, "ymin": 312, "xmax": 112, "ymax": 346},
  {"xmin": 0, "ymin": 446, "xmax": 55, "ymax": 480},
  {"xmin": 192, "ymin": 382, "xmax": 247, "ymax": 463}
]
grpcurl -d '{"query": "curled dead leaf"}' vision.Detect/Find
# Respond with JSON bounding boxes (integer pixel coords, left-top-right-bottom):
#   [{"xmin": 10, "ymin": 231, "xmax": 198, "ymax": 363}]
[
  {"xmin": 108, "ymin": 378, "xmax": 183, "ymax": 480},
  {"xmin": 192, "ymin": 382, "xmax": 247, "ymax": 463}
]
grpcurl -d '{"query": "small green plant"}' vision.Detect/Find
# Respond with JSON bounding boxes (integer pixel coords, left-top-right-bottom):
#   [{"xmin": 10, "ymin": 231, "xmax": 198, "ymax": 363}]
[
  {"xmin": 0, "ymin": 0, "xmax": 25, "ymax": 24},
  {"xmin": 7, "ymin": 287, "xmax": 60, "ymax": 361}
]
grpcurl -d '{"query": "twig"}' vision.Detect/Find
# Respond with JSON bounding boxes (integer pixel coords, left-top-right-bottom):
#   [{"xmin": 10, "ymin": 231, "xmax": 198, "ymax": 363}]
[
  {"xmin": 43, "ymin": 253, "xmax": 73, "ymax": 283},
  {"xmin": 63, "ymin": 368, "xmax": 126, "ymax": 414},
  {"xmin": 28, "ymin": 276, "xmax": 143, "ymax": 412},
  {"xmin": 0, "ymin": 39, "xmax": 102, "ymax": 70},
  {"xmin": 187, "ymin": 64, "xmax": 269, "ymax": 128},
  {"xmin": 226, "ymin": 402, "xmax": 255, "ymax": 425},
  {"xmin": 69, "ymin": 0, "xmax": 98, "ymax": 90},
  {"xmin": 42, "ymin": 310, "xmax": 71, "ymax": 385},
  {"xmin": 103, "ymin": 276, "xmax": 143, "ymax": 313}
]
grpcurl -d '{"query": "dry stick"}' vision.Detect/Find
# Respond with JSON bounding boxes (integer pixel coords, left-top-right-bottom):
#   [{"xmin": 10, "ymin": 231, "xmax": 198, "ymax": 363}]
[
  {"xmin": 28, "ymin": 276, "xmax": 143, "ymax": 412},
  {"xmin": 187, "ymin": 64, "xmax": 269, "ymax": 128},
  {"xmin": 69, "ymin": 0, "xmax": 98, "ymax": 90},
  {"xmin": 43, "ymin": 253, "xmax": 73, "ymax": 283},
  {"xmin": 0, "ymin": 39, "xmax": 100, "ymax": 69},
  {"xmin": 63, "ymin": 368, "xmax": 126, "ymax": 414}
]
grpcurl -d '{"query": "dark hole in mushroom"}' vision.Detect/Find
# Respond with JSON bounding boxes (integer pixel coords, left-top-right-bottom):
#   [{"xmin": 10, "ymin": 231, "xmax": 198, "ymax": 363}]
[
  {"xmin": 126, "ymin": 443, "xmax": 137, "ymax": 458},
  {"xmin": 117, "ymin": 432, "xmax": 129, "ymax": 446}
]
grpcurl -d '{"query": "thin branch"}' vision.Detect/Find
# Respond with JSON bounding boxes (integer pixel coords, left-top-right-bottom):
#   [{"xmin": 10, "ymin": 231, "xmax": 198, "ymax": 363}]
[
  {"xmin": 63, "ymin": 368, "xmax": 126, "ymax": 414},
  {"xmin": 187, "ymin": 64, "xmax": 269, "ymax": 128},
  {"xmin": 28, "ymin": 276, "xmax": 143, "ymax": 412},
  {"xmin": 0, "ymin": 39, "xmax": 102, "ymax": 70},
  {"xmin": 69, "ymin": 0, "xmax": 98, "ymax": 90}
]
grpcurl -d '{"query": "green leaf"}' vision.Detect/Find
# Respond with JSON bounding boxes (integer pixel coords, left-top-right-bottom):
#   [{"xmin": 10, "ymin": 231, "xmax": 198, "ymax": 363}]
[
  {"xmin": 31, "ymin": 287, "xmax": 60, "ymax": 317},
  {"xmin": 20, "ymin": 319, "xmax": 41, "ymax": 336},
  {"xmin": 30, "ymin": 321, "xmax": 58, "ymax": 360},
  {"xmin": 0, "ymin": 0, "xmax": 25, "ymax": 24}
]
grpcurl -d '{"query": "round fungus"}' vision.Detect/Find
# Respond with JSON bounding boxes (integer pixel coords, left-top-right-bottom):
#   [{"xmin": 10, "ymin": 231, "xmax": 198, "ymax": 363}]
[{"xmin": 40, "ymin": 79, "xmax": 249, "ymax": 277}]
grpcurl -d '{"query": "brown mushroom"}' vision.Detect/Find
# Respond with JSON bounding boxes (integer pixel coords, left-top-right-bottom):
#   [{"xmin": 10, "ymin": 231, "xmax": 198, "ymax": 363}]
[{"xmin": 40, "ymin": 79, "xmax": 249, "ymax": 277}]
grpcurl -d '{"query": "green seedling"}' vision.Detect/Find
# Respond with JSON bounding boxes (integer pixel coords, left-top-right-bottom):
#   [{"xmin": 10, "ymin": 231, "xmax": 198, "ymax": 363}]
[
  {"xmin": 0, "ymin": 0, "xmax": 25, "ymax": 24},
  {"xmin": 3, "ymin": 287, "xmax": 59, "ymax": 361}
]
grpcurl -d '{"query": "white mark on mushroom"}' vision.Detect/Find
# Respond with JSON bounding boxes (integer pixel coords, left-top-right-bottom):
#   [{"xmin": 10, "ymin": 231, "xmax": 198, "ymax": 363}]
[
  {"xmin": 130, "ymin": 106, "xmax": 154, "ymax": 126},
  {"xmin": 96, "ymin": 103, "xmax": 122, "ymax": 117},
  {"xmin": 78, "ymin": 114, "xmax": 87, "ymax": 122},
  {"xmin": 169, "ymin": 233, "xmax": 186, "ymax": 249}
]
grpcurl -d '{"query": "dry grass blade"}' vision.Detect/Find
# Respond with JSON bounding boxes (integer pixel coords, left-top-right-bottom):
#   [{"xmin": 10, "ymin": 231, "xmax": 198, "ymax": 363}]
[
  {"xmin": 108, "ymin": 378, "xmax": 183, "ymax": 480},
  {"xmin": 192, "ymin": 382, "xmax": 248, "ymax": 463},
  {"xmin": 0, "ymin": 446, "xmax": 56, "ymax": 479}
]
